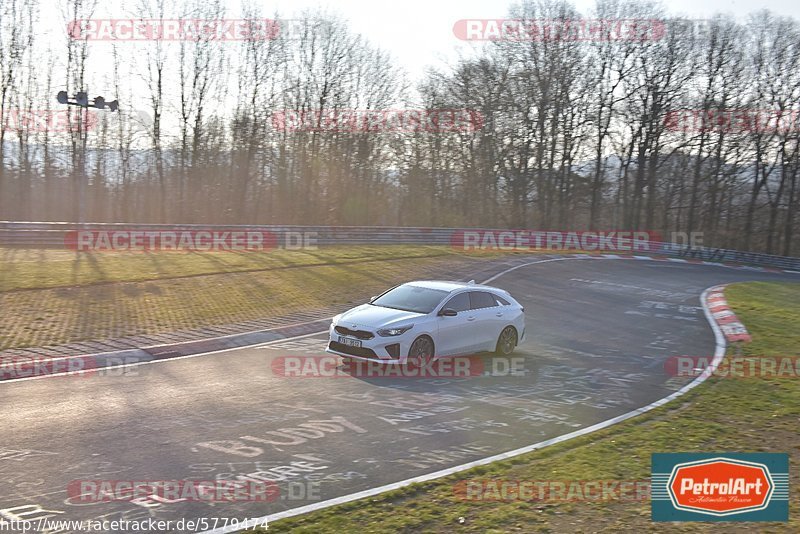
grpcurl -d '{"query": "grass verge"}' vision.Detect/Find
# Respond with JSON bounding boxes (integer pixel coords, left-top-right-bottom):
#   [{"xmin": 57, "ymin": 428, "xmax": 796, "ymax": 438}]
[
  {"xmin": 258, "ymin": 281, "xmax": 800, "ymax": 533},
  {"xmin": 0, "ymin": 246, "xmax": 459, "ymax": 292},
  {"xmin": 0, "ymin": 246, "xmax": 503, "ymax": 350}
]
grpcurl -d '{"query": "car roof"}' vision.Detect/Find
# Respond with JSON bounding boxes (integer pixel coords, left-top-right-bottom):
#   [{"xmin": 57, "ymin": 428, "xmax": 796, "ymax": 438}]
[{"xmin": 404, "ymin": 280, "xmax": 500, "ymax": 293}]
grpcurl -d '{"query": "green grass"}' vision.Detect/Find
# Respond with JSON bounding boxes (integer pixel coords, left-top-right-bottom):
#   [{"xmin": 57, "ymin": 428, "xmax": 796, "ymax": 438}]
[
  {"xmin": 0, "ymin": 246, "xmax": 509, "ymax": 349},
  {"xmin": 258, "ymin": 281, "xmax": 800, "ymax": 533},
  {"xmin": 0, "ymin": 245, "xmax": 459, "ymax": 292}
]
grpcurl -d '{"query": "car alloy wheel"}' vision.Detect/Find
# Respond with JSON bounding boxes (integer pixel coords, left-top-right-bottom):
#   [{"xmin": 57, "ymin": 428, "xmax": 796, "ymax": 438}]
[
  {"xmin": 496, "ymin": 326, "xmax": 517, "ymax": 355},
  {"xmin": 409, "ymin": 336, "xmax": 434, "ymax": 366}
]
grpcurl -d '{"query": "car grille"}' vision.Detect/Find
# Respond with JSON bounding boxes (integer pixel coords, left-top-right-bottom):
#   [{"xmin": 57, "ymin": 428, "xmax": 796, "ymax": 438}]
[
  {"xmin": 334, "ymin": 326, "xmax": 374, "ymax": 340},
  {"xmin": 329, "ymin": 341, "xmax": 378, "ymax": 359}
]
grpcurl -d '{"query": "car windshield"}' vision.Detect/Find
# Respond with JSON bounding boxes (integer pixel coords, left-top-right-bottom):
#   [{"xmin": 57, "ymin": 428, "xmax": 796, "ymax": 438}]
[{"xmin": 371, "ymin": 285, "xmax": 449, "ymax": 314}]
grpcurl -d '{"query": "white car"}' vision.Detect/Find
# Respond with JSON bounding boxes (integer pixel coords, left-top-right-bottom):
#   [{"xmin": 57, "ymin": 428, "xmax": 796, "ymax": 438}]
[{"xmin": 326, "ymin": 280, "xmax": 526, "ymax": 364}]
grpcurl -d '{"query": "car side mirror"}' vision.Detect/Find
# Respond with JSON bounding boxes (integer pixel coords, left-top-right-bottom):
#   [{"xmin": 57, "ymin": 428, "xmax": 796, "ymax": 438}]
[{"xmin": 439, "ymin": 308, "xmax": 458, "ymax": 317}]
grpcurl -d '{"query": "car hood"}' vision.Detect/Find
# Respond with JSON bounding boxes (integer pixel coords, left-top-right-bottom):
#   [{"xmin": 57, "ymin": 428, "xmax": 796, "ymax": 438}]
[{"xmin": 337, "ymin": 304, "xmax": 425, "ymax": 329}]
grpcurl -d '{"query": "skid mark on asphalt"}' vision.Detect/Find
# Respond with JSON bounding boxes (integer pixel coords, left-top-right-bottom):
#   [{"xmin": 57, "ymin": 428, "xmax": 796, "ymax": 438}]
[
  {"xmin": 569, "ymin": 277, "xmax": 697, "ymax": 300},
  {"xmin": 261, "ymin": 338, "xmax": 328, "ymax": 353},
  {"xmin": 625, "ymin": 300, "xmax": 702, "ymax": 322}
]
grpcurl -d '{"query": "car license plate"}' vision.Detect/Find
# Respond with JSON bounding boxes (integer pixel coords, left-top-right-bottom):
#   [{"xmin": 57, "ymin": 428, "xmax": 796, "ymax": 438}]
[{"xmin": 338, "ymin": 336, "xmax": 362, "ymax": 348}]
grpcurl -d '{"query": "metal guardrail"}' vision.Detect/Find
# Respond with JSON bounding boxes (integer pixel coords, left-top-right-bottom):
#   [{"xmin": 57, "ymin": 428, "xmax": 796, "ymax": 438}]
[{"xmin": 1, "ymin": 221, "xmax": 799, "ymax": 271}]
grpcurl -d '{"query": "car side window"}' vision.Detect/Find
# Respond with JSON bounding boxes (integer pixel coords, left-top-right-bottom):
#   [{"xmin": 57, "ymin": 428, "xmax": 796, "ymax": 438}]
[
  {"xmin": 443, "ymin": 292, "xmax": 470, "ymax": 313},
  {"xmin": 469, "ymin": 291, "xmax": 498, "ymax": 310},
  {"xmin": 494, "ymin": 294, "xmax": 510, "ymax": 306}
]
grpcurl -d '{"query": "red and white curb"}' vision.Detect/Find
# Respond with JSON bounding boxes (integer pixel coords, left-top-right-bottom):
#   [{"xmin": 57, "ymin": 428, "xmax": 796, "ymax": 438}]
[{"xmin": 704, "ymin": 285, "xmax": 752, "ymax": 343}]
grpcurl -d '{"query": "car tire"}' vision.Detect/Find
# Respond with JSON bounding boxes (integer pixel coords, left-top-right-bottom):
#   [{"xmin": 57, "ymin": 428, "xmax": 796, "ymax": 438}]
[
  {"xmin": 495, "ymin": 326, "xmax": 517, "ymax": 355},
  {"xmin": 408, "ymin": 336, "xmax": 435, "ymax": 366}
]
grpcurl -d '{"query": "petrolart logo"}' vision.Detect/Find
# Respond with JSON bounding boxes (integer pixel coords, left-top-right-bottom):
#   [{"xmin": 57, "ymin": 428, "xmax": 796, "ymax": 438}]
[{"xmin": 652, "ymin": 453, "xmax": 789, "ymax": 521}]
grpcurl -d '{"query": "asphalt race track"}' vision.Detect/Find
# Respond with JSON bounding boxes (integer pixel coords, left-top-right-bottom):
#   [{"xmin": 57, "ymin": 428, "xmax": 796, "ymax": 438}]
[{"xmin": 1, "ymin": 258, "xmax": 797, "ymax": 532}]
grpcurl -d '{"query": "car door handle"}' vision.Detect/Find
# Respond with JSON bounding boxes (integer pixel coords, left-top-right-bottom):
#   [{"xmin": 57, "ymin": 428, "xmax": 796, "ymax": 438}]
[
  {"xmin": 467, "ymin": 316, "xmax": 476, "ymax": 321},
  {"xmin": 495, "ymin": 312, "xmax": 504, "ymax": 317}
]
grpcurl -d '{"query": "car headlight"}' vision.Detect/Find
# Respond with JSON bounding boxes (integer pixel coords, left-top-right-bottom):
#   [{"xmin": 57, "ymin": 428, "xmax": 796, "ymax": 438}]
[
  {"xmin": 377, "ymin": 325, "xmax": 413, "ymax": 337},
  {"xmin": 331, "ymin": 314, "xmax": 342, "ymax": 325}
]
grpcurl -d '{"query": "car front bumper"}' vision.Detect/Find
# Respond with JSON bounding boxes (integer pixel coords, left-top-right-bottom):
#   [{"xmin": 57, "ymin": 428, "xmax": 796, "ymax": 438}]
[{"xmin": 326, "ymin": 323, "xmax": 412, "ymax": 364}]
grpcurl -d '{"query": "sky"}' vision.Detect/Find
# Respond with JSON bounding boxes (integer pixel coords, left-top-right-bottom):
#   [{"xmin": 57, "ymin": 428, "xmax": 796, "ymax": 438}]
[
  {"xmin": 256, "ymin": 0, "xmax": 799, "ymax": 78},
  {"xmin": 28, "ymin": 0, "xmax": 800, "ymax": 129},
  {"xmin": 39, "ymin": 0, "xmax": 800, "ymax": 81}
]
